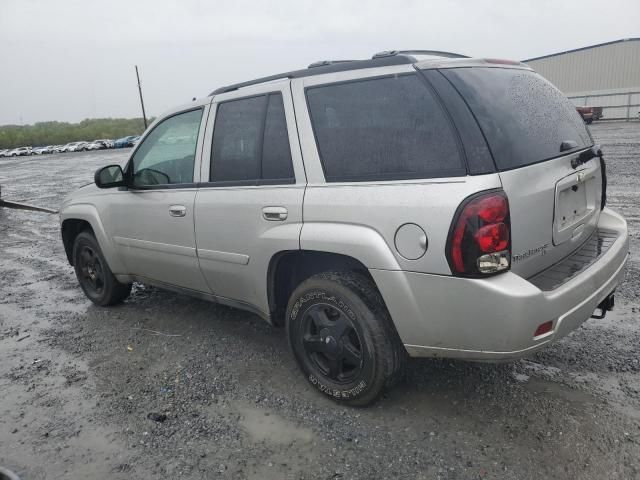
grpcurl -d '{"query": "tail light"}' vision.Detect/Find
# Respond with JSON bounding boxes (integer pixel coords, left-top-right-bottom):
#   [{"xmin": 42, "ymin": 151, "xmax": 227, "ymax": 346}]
[{"xmin": 446, "ymin": 190, "xmax": 511, "ymax": 276}]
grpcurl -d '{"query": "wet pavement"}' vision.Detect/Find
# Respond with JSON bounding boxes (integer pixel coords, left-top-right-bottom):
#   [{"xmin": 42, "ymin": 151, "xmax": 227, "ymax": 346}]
[{"xmin": 1, "ymin": 123, "xmax": 639, "ymax": 480}]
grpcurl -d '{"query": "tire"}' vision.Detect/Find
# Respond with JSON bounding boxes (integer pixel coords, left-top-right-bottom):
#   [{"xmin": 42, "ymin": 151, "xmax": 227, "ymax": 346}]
[
  {"xmin": 72, "ymin": 231, "xmax": 131, "ymax": 306},
  {"xmin": 286, "ymin": 271, "xmax": 406, "ymax": 406}
]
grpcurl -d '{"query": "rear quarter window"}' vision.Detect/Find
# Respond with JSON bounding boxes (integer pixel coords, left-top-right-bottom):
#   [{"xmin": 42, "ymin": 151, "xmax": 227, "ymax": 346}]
[
  {"xmin": 442, "ymin": 68, "xmax": 592, "ymax": 170},
  {"xmin": 306, "ymin": 74, "xmax": 466, "ymax": 182}
]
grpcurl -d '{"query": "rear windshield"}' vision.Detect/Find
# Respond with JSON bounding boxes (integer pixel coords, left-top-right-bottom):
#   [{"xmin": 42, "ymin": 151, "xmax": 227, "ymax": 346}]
[{"xmin": 442, "ymin": 68, "xmax": 592, "ymax": 171}]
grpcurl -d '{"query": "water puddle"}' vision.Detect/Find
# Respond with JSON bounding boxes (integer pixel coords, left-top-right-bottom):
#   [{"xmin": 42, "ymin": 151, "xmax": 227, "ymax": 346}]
[{"xmin": 237, "ymin": 404, "xmax": 314, "ymax": 445}]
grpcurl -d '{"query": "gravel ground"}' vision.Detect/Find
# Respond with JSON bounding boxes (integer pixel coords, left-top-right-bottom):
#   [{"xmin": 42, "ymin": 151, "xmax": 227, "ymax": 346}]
[{"xmin": 1, "ymin": 122, "xmax": 639, "ymax": 480}]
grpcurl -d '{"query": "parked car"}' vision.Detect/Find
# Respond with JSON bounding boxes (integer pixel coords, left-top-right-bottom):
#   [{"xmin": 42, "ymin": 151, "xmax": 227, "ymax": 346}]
[
  {"xmin": 9, "ymin": 146, "xmax": 32, "ymax": 156},
  {"xmin": 85, "ymin": 141, "xmax": 103, "ymax": 151},
  {"xmin": 96, "ymin": 139, "xmax": 114, "ymax": 149},
  {"xmin": 33, "ymin": 146, "xmax": 53, "ymax": 155},
  {"xmin": 60, "ymin": 143, "xmax": 75, "ymax": 152},
  {"xmin": 114, "ymin": 135, "xmax": 138, "ymax": 148},
  {"xmin": 0, "ymin": 149, "xmax": 10, "ymax": 157},
  {"xmin": 576, "ymin": 106, "xmax": 603, "ymax": 124},
  {"xmin": 59, "ymin": 141, "xmax": 85, "ymax": 152},
  {"xmin": 86, "ymin": 139, "xmax": 113, "ymax": 150},
  {"xmin": 70, "ymin": 141, "xmax": 89, "ymax": 152},
  {"xmin": 60, "ymin": 51, "xmax": 629, "ymax": 405}
]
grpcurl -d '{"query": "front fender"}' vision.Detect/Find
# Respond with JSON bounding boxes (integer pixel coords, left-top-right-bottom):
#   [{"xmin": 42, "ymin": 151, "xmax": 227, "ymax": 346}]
[
  {"xmin": 60, "ymin": 203, "xmax": 127, "ymax": 274},
  {"xmin": 300, "ymin": 223, "xmax": 401, "ymax": 270}
]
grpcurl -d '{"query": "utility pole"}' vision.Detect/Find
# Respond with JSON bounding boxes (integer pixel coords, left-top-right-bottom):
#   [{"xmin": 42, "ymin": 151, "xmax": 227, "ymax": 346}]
[{"xmin": 135, "ymin": 65, "xmax": 148, "ymax": 129}]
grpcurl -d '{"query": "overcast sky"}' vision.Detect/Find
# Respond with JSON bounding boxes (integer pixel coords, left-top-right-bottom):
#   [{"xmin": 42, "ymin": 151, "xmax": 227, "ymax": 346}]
[{"xmin": 1, "ymin": 0, "xmax": 638, "ymax": 125}]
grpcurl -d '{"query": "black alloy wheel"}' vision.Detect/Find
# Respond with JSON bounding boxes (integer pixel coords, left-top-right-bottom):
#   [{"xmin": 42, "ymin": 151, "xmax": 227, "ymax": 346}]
[
  {"xmin": 72, "ymin": 231, "xmax": 131, "ymax": 306},
  {"xmin": 286, "ymin": 271, "xmax": 406, "ymax": 406},
  {"xmin": 77, "ymin": 245, "xmax": 105, "ymax": 296},
  {"xmin": 301, "ymin": 303, "xmax": 364, "ymax": 384}
]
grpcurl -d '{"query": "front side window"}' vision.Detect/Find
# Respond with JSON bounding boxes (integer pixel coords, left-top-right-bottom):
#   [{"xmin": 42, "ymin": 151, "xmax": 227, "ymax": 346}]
[
  {"xmin": 210, "ymin": 93, "xmax": 294, "ymax": 184},
  {"xmin": 130, "ymin": 108, "xmax": 203, "ymax": 187},
  {"xmin": 306, "ymin": 74, "xmax": 465, "ymax": 182}
]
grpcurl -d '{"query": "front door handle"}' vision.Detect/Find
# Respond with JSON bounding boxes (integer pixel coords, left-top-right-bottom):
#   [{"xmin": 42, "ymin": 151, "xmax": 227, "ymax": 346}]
[
  {"xmin": 262, "ymin": 206, "xmax": 288, "ymax": 221},
  {"xmin": 169, "ymin": 205, "xmax": 187, "ymax": 217}
]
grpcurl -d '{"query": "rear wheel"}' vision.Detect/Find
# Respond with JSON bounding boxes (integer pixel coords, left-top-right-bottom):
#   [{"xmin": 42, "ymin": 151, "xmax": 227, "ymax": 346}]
[
  {"xmin": 73, "ymin": 231, "xmax": 131, "ymax": 306},
  {"xmin": 286, "ymin": 272, "xmax": 405, "ymax": 406}
]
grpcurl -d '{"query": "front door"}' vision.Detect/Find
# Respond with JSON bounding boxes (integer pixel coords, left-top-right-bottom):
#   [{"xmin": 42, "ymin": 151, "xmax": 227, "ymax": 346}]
[{"xmin": 108, "ymin": 106, "xmax": 210, "ymax": 292}]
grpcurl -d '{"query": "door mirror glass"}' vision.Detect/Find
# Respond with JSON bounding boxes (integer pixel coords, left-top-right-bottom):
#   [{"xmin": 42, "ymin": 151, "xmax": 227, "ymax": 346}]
[{"xmin": 94, "ymin": 165, "xmax": 124, "ymax": 188}]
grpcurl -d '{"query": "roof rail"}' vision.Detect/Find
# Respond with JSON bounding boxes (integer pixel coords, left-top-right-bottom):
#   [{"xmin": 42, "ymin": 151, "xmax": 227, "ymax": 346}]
[
  {"xmin": 372, "ymin": 49, "xmax": 469, "ymax": 59},
  {"xmin": 209, "ymin": 49, "xmax": 468, "ymax": 95},
  {"xmin": 209, "ymin": 55, "xmax": 413, "ymax": 96},
  {"xmin": 308, "ymin": 60, "xmax": 357, "ymax": 68}
]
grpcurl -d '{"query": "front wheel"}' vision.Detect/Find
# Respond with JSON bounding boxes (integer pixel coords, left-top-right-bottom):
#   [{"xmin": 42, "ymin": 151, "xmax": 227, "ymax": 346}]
[
  {"xmin": 73, "ymin": 231, "xmax": 131, "ymax": 306},
  {"xmin": 286, "ymin": 272, "xmax": 406, "ymax": 406}
]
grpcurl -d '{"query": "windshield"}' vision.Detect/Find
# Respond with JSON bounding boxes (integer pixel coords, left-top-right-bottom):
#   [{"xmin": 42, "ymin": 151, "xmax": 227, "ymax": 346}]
[{"xmin": 442, "ymin": 67, "xmax": 593, "ymax": 171}]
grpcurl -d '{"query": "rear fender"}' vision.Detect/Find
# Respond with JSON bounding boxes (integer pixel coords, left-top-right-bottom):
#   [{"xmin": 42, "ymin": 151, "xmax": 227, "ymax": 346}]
[{"xmin": 300, "ymin": 223, "xmax": 401, "ymax": 270}]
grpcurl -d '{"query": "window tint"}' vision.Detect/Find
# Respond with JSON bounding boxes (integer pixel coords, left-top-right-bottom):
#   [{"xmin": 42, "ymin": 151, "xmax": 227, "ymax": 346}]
[
  {"xmin": 131, "ymin": 109, "xmax": 202, "ymax": 186},
  {"xmin": 211, "ymin": 96, "xmax": 265, "ymax": 182},
  {"xmin": 210, "ymin": 93, "xmax": 294, "ymax": 184},
  {"xmin": 306, "ymin": 75, "xmax": 465, "ymax": 182},
  {"xmin": 262, "ymin": 94, "xmax": 294, "ymax": 180},
  {"xmin": 442, "ymin": 68, "xmax": 593, "ymax": 170}
]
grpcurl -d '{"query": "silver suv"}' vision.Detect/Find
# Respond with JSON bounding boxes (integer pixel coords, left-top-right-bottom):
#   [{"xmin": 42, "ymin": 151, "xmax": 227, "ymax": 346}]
[{"xmin": 60, "ymin": 51, "xmax": 629, "ymax": 405}]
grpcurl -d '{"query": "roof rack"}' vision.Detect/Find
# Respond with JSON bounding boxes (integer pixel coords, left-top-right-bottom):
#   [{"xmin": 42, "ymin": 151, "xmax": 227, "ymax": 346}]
[
  {"xmin": 209, "ymin": 49, "xmax": 469, "ymax": 95},
  {"xmin": 372, "ymin": 49, "xmax": 469, "ymax": 59},
  {"xmin": 308, "ymin": 60, "xmax": 357, "ymax": 68}
]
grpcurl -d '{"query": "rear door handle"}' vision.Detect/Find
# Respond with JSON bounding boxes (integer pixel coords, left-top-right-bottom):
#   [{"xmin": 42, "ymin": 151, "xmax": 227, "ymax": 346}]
[
  {"xmin": 262, "ymin": 206, "xmax": 288, "ymax": 221},
  {"xmin": 169, "ymin": 205, "xmax": 187, "ymax": 217}
]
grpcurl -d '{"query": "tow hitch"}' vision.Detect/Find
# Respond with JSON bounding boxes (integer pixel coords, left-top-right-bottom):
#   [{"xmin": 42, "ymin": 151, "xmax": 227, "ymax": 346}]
[{"xmin": 591, "ymin": 293, "xmax": 615, "ymax": 319}]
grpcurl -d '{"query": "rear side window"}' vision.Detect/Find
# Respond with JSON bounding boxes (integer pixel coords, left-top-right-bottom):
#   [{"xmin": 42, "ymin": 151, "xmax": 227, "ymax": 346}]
[
  {"xmin": 306, "ymin": 74, "xmax": 465, "ymax": 182},
  {"xmin": 442, "ymin": 68, "xmax": 592, "ymax": 170},
  {"xmin": 262, "ymin": 94, "xmax": 295, "ymax": 180},
  {"xmin": 210, "ymin": 93, "xmax": 294, "ymax": 184}
]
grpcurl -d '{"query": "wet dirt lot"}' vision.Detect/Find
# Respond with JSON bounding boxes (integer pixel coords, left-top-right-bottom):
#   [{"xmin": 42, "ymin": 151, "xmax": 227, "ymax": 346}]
[{"xmin": 1, "ymin": 122, "xmax": 639, "ymax": 480}]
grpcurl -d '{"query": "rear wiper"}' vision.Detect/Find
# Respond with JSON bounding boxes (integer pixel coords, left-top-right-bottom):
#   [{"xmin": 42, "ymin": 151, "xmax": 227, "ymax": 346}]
[
  {"xmin": 571, "ymin": 145, "xmax": 602, "ymax": 169},
  {"xmin": 560, "ymin": 140, "xmax": 578, "ymax": 152}
]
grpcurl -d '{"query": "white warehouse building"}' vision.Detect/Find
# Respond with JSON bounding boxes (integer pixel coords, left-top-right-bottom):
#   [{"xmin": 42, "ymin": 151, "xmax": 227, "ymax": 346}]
[{"xmin": 523, "ymin": 38, "xmax": 640, "ymax": 120}]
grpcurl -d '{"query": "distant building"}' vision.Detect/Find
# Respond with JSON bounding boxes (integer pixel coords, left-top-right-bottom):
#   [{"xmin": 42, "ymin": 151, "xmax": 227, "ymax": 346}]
[{"xmin": 524, "ymin": 38, "xmax": 640, "ymax": 120}]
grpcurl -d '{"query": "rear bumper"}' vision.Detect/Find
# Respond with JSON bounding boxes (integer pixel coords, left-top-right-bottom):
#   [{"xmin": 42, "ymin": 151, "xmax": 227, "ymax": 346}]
[{"xmin": 371, "ymin": 208, "xmax": 629, "ymax": 361}]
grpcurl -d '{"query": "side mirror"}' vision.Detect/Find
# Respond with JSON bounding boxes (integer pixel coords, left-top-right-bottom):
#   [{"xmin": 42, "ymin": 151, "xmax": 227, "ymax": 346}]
[{"xmin": 95, "ymin": 165, "xmax": 125, "ymax": 189}]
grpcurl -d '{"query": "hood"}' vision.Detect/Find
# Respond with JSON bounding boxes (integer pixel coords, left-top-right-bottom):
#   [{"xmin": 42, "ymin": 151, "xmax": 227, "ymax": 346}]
[{"xmin": 60, "ymin": 182, "xmax": 101, "ymax": 209}]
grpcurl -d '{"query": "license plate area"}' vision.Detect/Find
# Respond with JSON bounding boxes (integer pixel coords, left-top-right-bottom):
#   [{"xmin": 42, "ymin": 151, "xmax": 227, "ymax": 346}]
[{"xmin": 553, "ymin": 168, "xmax": 598, "ymax": 245}]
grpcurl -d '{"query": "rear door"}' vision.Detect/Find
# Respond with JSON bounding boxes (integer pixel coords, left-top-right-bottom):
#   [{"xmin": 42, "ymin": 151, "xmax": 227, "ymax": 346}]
[
  {"xmin": 442, "ymin": 66, "xmax": 602, "ymax": 278},
  {"xmin": 195, "ymin": 80, "xmax": 305, "ymax": 315}
]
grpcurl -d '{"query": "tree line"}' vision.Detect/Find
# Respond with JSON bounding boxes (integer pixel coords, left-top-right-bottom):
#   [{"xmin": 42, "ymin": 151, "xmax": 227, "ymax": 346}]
[{"xmin": 0, "ymin": 117, "xmax": 153, "ymax": 149}]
